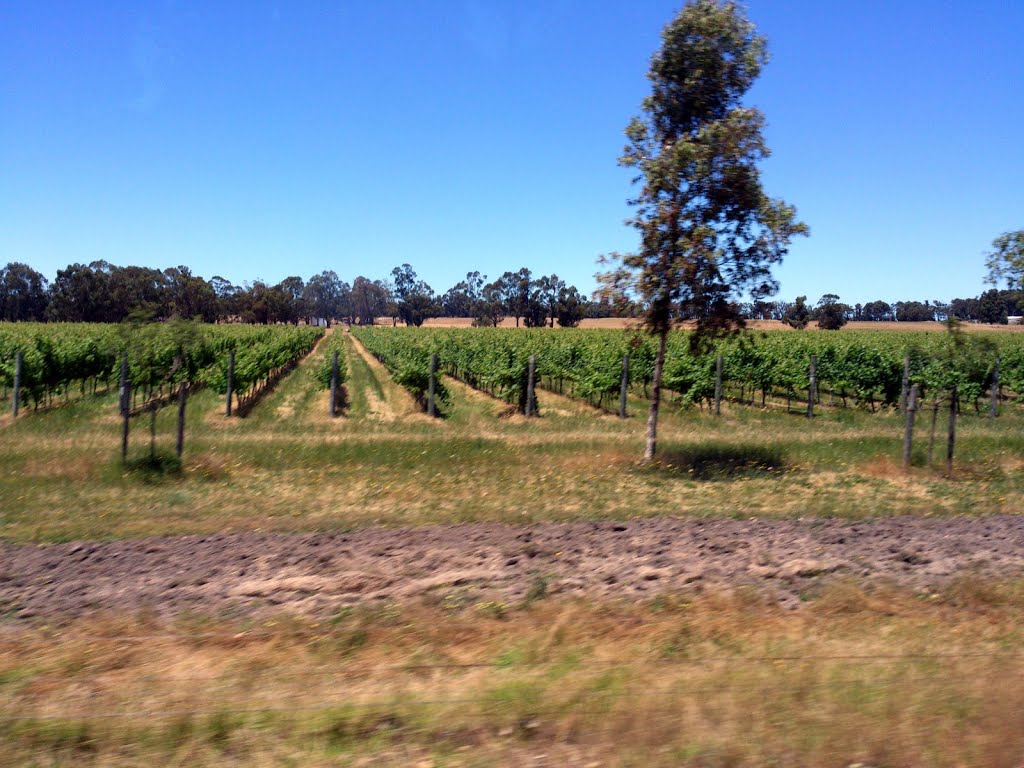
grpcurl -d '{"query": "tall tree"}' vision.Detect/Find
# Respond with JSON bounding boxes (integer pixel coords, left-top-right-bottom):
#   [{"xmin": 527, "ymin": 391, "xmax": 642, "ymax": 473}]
[
  {"xmin": 813, "ymin": 293, "xmax": 849, "ymax": 330},
  {"xmin": 783, "ymin": 296, "xmax": 811, "ymax": 329},
  {"xmin": 350, "ymin": 276, "xmax": 391, "ymax": 325},
  {"xmin": 861, "ymin": 300, "xmax": 893, "ymax": 321},
  {"xmin": 534, "ymin": 274, "xmax": 565, "ymax": 328},
  {"xmin": 598, "ymin": 0, "xmax": 807, "ymax": 461},
  {"xmin": 163, "ymin": 266, "xmax": 218, "ymax": 322},
  {"xmin": 497, "ymin": 268, "xmax": 532, "ymax": 327},
  {"xmin": 0, "ymin": 263, "xmax": 49, "ymax": 321},
  {"xmin": 47, "ymin": 262, "xmax": 113, "ymax": 322},
  {"xmin": 976, "ymin": 288, "xmax": 1008, "ymax": 324},
  {"xmin": 390, "ymin": 264, "xmax": 438, "ymax": 327},
  {"xmin": 303, "ymin": 270, "xmax": 347, "ymax": 325},
  {"xmin": 477, "ymin": 279, "xmax": 506, "ymax": 327},
  {"xmin": 555, "ymin": 285, "xmax": 584, "ymax": 327}
]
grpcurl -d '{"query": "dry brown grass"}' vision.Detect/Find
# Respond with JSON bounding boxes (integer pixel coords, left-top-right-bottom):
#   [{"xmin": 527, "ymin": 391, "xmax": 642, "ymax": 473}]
[
  {"xmin": 348, "ymin": 333, "xmax": 414, "ymax": 421},
  {"xmin": 3, "ymin": 586, "xmax": 1024, "ymax": 766}
]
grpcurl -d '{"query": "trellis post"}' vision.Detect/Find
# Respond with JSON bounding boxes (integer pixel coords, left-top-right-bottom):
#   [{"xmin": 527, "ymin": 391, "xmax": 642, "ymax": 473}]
[
  {"xmin": 225, "ymin": 350, "xmax": 235, "ymax": 417},
  {"xmin": 902, "ymin": 383, "xmax": 919, "ymax": 468},
  {"xmin": 807, "ymin": 354, "xmax": 817, "ymax": 418},
  {"xmin": 714, "ymin": 353, "xmax": 723, "ymax": 416},
  {"xmin": 619, "ymin": 354, "xmax": 630, "ymax": 419},
  {"xmin": 11, "ymin": 351, "xmax": 22, "ymax": 418},
  {"xmin": 329, "ymin": 350, "xmax": 339, "ymax": 417},
  {"xmin": 526, "ymin": 355, "xmax": 537, "ymax": 417},
  {"xmin": 427, "ymin": 353, "xmax": 438, "ymax": 417}
]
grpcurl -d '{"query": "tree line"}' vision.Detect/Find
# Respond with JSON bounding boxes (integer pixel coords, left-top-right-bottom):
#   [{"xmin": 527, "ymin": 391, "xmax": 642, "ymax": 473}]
[
  {"xmin": 0, "ymin": 261, "xmax": 608, "ymax": 327},
  {"xmin": 753, "ymin": 290, "xmax": 1022, "ymax": 330},
  {"xmin": 1, "ymin": 260, "xmax": 1020, "ymax": 328}
]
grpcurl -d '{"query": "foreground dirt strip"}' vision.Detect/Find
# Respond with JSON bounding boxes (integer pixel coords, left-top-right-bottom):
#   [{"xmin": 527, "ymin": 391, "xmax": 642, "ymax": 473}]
[{"xmin": 3, "ymin": 516, "xmax": 1024, "ymax": 620}]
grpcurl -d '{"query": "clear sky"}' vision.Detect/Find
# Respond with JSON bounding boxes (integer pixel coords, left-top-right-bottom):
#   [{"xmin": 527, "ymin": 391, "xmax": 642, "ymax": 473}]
[{"xmin": 2, "ymin": 1, "xmax": 1022, "ymax": 305}]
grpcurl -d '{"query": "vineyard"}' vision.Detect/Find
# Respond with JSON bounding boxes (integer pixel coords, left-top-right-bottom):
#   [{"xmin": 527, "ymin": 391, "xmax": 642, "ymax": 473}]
[
  {"xmin": 350, "ymin": 326, "xmax": 1014, "ymax": 416},
  {"xmin": 0, "ymin": 322, "xmax": 323, "ymax": 414}
]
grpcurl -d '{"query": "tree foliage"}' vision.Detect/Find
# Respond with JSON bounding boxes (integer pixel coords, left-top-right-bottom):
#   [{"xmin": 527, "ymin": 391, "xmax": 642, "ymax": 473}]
[
  {"xmin": 814, "ymin": 294, "xmax": 849, "ymax": 330},
  {"xmin": 596, "ymin": 0, "xmax": 807, "ymax": 461},
  {"xmin": 984, "ymin": 229, "xmax": 1024, "ymax": 291},
  {"xmin": 783, "ymin": 296, "xmax": 811, "ymax": 329}
]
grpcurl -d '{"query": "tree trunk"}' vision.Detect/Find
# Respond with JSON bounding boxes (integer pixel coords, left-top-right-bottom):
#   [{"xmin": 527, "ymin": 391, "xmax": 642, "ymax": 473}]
[{"xmin": 644, "ymin": 329, "xmax": 668, "ymax": 463}]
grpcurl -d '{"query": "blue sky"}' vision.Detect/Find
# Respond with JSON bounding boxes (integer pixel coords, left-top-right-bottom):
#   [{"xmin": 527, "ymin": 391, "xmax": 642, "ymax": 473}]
[{"xmin": 2, "ymin": 1, "xmax": 1022, "ymax": 305}]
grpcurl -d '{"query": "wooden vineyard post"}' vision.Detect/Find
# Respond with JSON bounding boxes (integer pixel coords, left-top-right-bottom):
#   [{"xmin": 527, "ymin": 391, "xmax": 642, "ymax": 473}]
[
  {"xmin": 225, "ymin": 350, "xmax": 235, "ymax": 417},
  {"xmin": 807, "ymin": 354, "xmax": 817, "ymax": 418},
  {"xmin": 902, "ymin": 383, "xmax": 919, "ymax": 468},
  {"xmin": 329, "ymin": 350, "xmax": 339, "ymax": 418},
  {"xmin": 120, "ymin": 354, "xmax": 130, "ymax": 461},
  {"xmin": 990, "ymin": 357, "xmax": 1000, "ymax": 418},
  {"xmin": 900, "ymin": 353, "xmax": 910, "ymax": 414},
  {"xmin": 714, "ymin": 353, "xmax": 723, "ymax": 416},
  {"xmin": 946, "ymin": 386, "xmax": 957, "ymax": 475},
  {"xmin": 11, "ymin": 351, "xmax": 22, "ymax": 418},
  {"xmin": 619, "ymin": 354, "xmax": 630, "ymax": 419},
  {"xmin": 176, "ymin": 382, "xmax": 187, "ymax": 458},
  {"xmin": 526, "ymin": 355, "xmax": 537, "ymax": 417},
  {"xmin": 149, "ymin": 401, "xmax": 157, "ymax": 461},
  {"xmin": 927, "ymin": 402, "xmax": 939, "ymax": 466},
  {"xmin": 427, "ymin": 353, "xmax": 438, "ymax": 417}
]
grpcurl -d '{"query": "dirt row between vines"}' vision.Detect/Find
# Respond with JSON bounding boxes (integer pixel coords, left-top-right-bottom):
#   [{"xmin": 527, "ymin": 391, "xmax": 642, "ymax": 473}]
[{"xmin": 3, "ymin": 516, "xmax": 1023, "ymax": 621}]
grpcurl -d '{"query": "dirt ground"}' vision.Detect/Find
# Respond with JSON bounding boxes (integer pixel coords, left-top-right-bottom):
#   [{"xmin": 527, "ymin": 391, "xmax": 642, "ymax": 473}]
[{"xmin": 3, "ymin": 516, "xmax": 1023, "ymax": 621}]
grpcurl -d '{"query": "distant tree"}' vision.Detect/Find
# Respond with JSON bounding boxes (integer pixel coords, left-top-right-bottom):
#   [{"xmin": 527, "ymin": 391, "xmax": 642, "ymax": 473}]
[
  {"xmin": 585, "ymin": 295, "xmax": 617, "ymax": 319},
  {"xmin": 768, "ymin": 300, "xmax": 789, "ymax": 321},
  {"xmin": 894, "ymin": 300, "xmax": 934, "ymax": 322},
  {"xmin": 949, "ymin": 296, "xmax": 979, "ymax": 322},
  {"xmin": 303, "ymin": 270, "xmax": 347, "ymax": 325},
  {"xmin": 522, "ymin": 296, "xmax": 548, "ymax": 327},
  {"xmin": 0, "ymin": 263, "xmax": 49, "ymax": 321},
  {"xmin": 350, "ymin": 276, "xmax": 392, "ymax": 326},
  {"xmin": 531, "ymin": 274, "xmax": 565, "ymax": 328},
  {"xmin": 596, "ymin": 0, "xmax": 807, "ymax": 461},
  {"xmin": 931, "ymin": 300, "xmax": 951, "ymax": 322},
  {"xmin": 749, "ymin": 299, "xmax": 772, "ymax": 320},
  {"xmin": 391, "ymin": 264, "xmax": 438, "ymax": 327},
  {"xmin": 999, "ymin": 289, "xmax": 1023, "ymax": 317},
  {"xmin": 274, "ymin": 276, "xmax": 306, "ymax": 324},
  {"xmin": 783, "ymin": 296, "xmax": 811, "ymax": 329},
  {"xmin": 441, "ymin": 280, "xmax": 473, "ymax": 318},
  {"xmin": 163, "ymin": 266, "xmax": 218, "ymax": 322},
  {"xmin": 813, "ymin": 293, "xmax": 849, "ymax": 330},
  {"xmin": 496, "ymin": 268, "xmax": 531, "ymax": 326},
  {"xmin": 442, "ymin": 271, "xmax": 485, "ymax": 319},
  {"xmin": 210, "ymin": 276, "xmax": 242, "ymax": 321},
  {"xmin": 984, "ymin": 229, "xmax": 1024, "ymax": 291},
  {"xmin": 47, "ymin": 262, "xmax": 114, "ymax": 322},
  {"xmin": 475, "ymin": 279, "xmax": 506, "ymax": 327},
  {"xmin": 555, "ymin": 285, "xmax": 584, "ymax": 327},
  {"xmin": 861, "ymin": 300, "xmax": 893, "ymax": 322},
  {"xmin": 976, "ymin": 288, "xmax": 1008, "ymax": 324}
]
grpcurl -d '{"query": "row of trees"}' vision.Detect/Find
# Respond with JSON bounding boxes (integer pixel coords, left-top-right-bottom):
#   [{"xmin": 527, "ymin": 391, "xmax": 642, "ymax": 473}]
[
  {"xmin": 753, "ymin": 289, "xmax": 1022, "ymax": 330},
  {"xmin": 0, "ymin": 261, "xmax": 599, "ymax": 327},
  {"xmin": 3, "ymin": 260, "xmax": 1019, "ymax": 328}
]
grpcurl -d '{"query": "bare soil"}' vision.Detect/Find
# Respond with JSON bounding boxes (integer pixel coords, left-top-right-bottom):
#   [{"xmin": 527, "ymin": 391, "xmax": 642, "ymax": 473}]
[{"xmin": 3, "ymin": 516, "xmax": 1023, "ymax": 621}]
